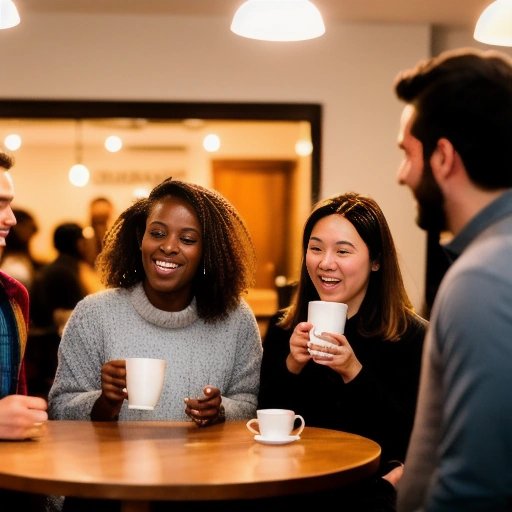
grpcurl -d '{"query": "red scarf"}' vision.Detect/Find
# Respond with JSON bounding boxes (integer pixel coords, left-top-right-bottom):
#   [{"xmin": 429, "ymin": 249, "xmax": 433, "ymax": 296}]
[{"xmin": 0, "ymin": 270, "xmax": 28, "ymax": 395}]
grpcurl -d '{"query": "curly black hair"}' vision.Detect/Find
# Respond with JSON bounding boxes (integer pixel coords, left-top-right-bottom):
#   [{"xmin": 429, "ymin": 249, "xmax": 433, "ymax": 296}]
[
  {"xmin": 96, "ymin": 178, "xmax": 256, "ymax": 322},
  {"xmin": 0, "ymin": 152, "xmax": 14, "ymax": 170}
]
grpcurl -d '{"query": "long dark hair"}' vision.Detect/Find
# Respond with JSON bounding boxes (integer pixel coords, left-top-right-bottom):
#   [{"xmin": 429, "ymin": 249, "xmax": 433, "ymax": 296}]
[{"xmin": 279, "ymin": 192, "xmax": 417, "ymax": 340}]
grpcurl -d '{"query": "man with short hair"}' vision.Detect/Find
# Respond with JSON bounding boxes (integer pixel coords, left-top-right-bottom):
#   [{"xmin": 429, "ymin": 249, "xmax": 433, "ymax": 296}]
[
  {"xmin": 0, "ymin": 151, "xmax": 47, "ymax": 438},
  {"xmin": 0, "ymin": 151, "xmax": 48, "ymax": 509},
  {"xmin": 394, "ymin": 48, "xmax": 512, "ymax": 511}
]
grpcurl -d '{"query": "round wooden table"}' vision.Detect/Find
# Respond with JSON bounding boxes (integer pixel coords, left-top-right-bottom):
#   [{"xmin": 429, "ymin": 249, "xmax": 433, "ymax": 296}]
[{"xmin": 0, "ymin": 420, "xmax": 381, "ymax": 511}]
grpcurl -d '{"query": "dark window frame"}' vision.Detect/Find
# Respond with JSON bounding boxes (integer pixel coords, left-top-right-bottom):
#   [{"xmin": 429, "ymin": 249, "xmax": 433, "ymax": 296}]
[{"xmin": 0, "ymin": 99, "xmax": 322, "ymax": 205}]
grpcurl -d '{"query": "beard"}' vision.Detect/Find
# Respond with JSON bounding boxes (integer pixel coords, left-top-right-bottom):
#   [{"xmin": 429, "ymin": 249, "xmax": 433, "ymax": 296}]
[{"xmin": 414, "ymin": 159, "xmax": 447, "ymax": 232}]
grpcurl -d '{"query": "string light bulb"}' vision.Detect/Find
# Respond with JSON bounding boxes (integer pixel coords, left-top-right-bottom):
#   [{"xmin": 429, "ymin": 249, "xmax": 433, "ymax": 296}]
[
  {"xmin": 4, "ymin": 133, "xmax": 21, "ymax": 151},
  {"xmin": 68, "ymin": 120, "xmax": 90, "ymax": 187}
]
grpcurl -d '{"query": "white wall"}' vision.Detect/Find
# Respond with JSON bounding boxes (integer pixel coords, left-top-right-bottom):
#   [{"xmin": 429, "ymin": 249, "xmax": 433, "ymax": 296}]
[
  {"xmin": 433, "ymin": 26, "xmax": 512, "ymax": 56},
  {"xmin": 0, "ymin": 12, "xmax": 432, "ymax": 311}
]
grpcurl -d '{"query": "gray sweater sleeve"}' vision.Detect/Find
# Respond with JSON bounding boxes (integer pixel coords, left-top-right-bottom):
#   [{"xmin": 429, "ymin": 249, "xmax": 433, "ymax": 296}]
[
  {"xmin": 219, "ymin": 300, "xmax": 262, "ymax": 420},
  {"xmin": 48, "ymin": 296, "xmax": 107, "ymax": 419},
  {"xmin": 48, "ymin": 290, "xmax": 262, "ymax": 422}
]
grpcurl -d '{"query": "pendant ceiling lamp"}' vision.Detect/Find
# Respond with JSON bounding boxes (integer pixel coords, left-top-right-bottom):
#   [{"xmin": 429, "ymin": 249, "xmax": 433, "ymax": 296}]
[
  {"xmin": 0, "ymin": 0, "xmax": 20, "ymax": 29},
  {"xmin": 231, "ymin": 0, "xmax": 325, "ymax": 42},
  {"xmin": 68, "ymin": 120, "xmax": 90, "ymax": 188},
  {"xmin": 474, "ymin": 0, "xmax": 512, "ymax": 46}
]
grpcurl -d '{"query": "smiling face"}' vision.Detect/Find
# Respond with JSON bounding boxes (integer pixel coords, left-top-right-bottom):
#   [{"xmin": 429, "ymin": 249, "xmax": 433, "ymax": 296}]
[
  {"xmin": 305, "ymin": 214, "xmax": 378, "ymax": 316},
  {"xmin": 0, "ymin": 170, "xmax": 16, "ymax": 252},
  {"xmin": 397, "ymin": 104, "xmax": 446, "ymax": 232},
  {"xmin": 141, "ymin": 195, "xmax": 203, "ymax": 312}
]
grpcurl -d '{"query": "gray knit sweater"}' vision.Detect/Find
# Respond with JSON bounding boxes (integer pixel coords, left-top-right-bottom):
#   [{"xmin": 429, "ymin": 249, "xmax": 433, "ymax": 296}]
[{"xmin": 48, "ymin": 283, "xmax": 262, "ymax": 421}]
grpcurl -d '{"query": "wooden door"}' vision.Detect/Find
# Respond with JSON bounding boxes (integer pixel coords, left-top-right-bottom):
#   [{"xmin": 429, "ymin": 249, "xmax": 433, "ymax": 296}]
[{"xmin": 213, "ymin": 159, "xmax": 294, "ymax": 289}]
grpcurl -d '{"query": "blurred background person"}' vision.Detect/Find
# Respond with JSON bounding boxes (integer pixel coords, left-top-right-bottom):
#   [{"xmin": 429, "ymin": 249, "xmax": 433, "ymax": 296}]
[
  {"xmin": 27, "ymin": 222, "xmax": 103, "ymax": 399},
  {"xmin": 0, "ymin": 207, "xmax": 43, "ymax": 293},
  {"xmin": 83, "ymin": 196, "xmax": 114, "ymax": 268}
]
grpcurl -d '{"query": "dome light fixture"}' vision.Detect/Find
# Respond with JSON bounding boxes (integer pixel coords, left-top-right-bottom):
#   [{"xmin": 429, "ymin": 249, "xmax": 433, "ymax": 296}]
[
  {"xmin": 474, "ymin": 0, "xmax": 512, "ymax": 46},
  {"xmin": 231, "ymin": 0, "xmax": 325, "ymax": 42},
  {"xmin": 0, "ymin": 0, "xmax": 20, "ymax": 30}
]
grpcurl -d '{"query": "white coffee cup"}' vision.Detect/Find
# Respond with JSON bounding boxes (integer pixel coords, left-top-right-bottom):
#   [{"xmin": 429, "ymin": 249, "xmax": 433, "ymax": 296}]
[
  {"xmin": 246, "ymin": 409, "xmax": 305, "ymax": 440},
  {"xmin": 307, "ymin": 300, "xmax": 348, "ymax": 347},
  {"xmin": 125, "ymin": 357, "xmax": 166, "ymax": 410}
]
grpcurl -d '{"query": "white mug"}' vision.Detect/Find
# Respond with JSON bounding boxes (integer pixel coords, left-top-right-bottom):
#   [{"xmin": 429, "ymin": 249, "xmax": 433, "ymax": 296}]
[
  {"xmin": 246, "ymin": 409, "xmax": 305, "ymax": 440},
  {"xmin": 125, "ymin": 357, "xmax": 166, "ymax": 410},
  {"xmin": 307, "ymin": 300, "xmax": 348, "ymax": 347}
]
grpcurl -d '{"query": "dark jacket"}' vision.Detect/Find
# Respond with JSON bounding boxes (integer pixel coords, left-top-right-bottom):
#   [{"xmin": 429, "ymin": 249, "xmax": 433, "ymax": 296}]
[{"xmin": 258, "ymin": 310, "xmax": 427, "ymax": 466}]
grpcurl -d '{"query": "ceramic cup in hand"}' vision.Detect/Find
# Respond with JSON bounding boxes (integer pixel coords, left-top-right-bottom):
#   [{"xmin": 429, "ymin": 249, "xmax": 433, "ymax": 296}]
[
  {"xmin": 125, "ymin": 357, "xmax": 166, "ymax": 410},
  {"xmin": 307, "ymin": 300, "xmax": 348, "ymax": 347}
]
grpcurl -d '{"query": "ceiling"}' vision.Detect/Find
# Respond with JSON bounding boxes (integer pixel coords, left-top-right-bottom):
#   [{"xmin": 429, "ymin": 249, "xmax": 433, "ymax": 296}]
[
  {"xmin": 5, "ymin": 0, "xmax": 492, "ymax": 152},
  {"xmin": 6, "ymin": 0, "xmax": 491, "ymax": 150},
  {"xmin": 21, "ymin": 0, "xmax": 491, "ymax": 30}
]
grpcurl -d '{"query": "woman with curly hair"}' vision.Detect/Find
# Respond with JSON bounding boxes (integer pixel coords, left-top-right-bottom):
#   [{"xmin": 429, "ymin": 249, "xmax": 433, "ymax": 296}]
[{"xmin": 48, "ymin": 178, "xmax": 261, "ymax": 428}]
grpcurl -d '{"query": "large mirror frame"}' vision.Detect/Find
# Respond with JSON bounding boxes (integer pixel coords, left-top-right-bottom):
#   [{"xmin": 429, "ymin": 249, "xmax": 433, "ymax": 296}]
[
  {"xmin": 0, "ymin": 99, "xmax": 321, "ymax": 202},
  {"xmin": 0, "ymin": 99, "xmax": 322, "ymax": 332}
]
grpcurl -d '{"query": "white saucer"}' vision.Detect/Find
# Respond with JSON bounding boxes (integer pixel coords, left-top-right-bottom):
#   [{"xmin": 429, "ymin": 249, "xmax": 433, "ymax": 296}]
[{"xmin": 254, "ymin": 434, "xmax": 300, "ymax": 445}]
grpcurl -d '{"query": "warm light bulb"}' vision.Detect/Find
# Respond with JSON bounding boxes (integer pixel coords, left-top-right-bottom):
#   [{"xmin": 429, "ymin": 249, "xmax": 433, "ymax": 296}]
[
  {"xmin": 69, "ymin": 163, "xmax": 90, "ymax": 187},
  {"xmin": 203, "ymin": 133, "xmax": 221, "ymax": 152},
  {"xmin": 132, "ymin": 186, "xmax": 151, "ymax": 199},
  {"xmin": 295, "ymin": 139, "xmax": 313, "ymax": 156},
  {"xmin": 82, "ymin": 226, "xmax": 95, "ymax": 239},
  {"xmin": 4, "ymin": 133, "xmax": 21, "ymax": 151},
  {"xmin": 105, "ymin": 135, "xmax": 123, "ymax": 152},
  {"xmin": 275, "ymin": 275, "xmax": 287, "ymax": 287}
]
